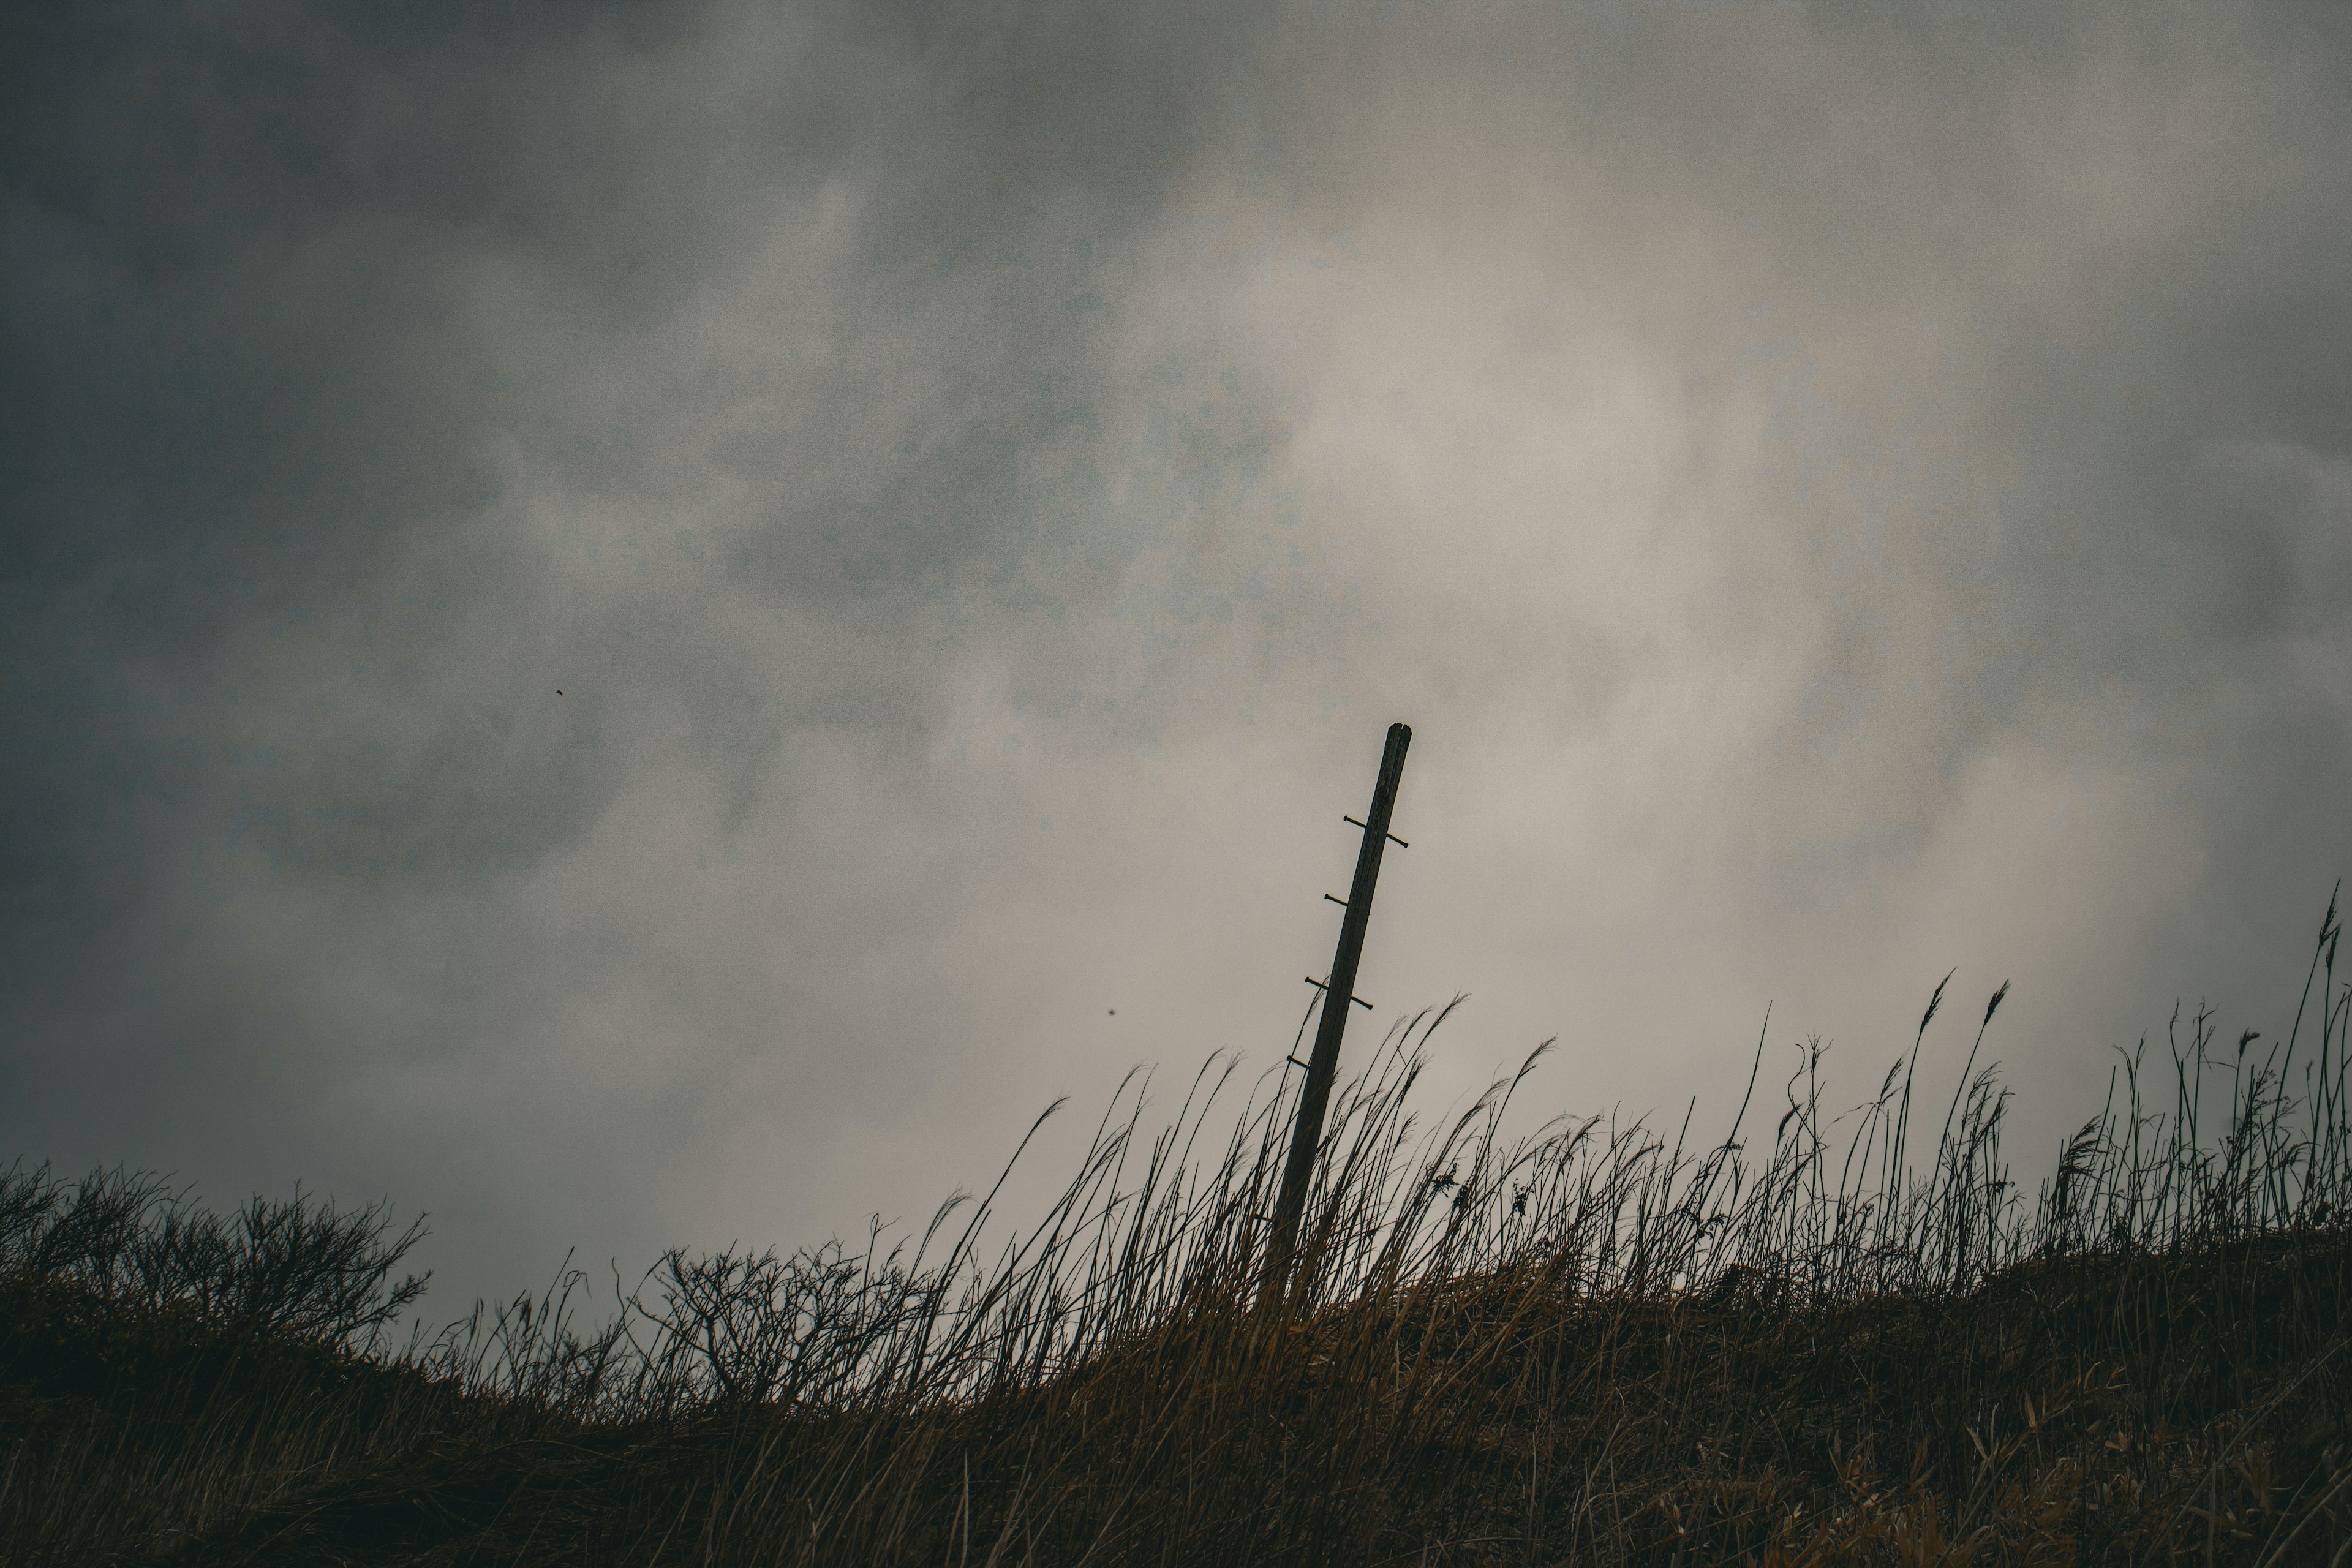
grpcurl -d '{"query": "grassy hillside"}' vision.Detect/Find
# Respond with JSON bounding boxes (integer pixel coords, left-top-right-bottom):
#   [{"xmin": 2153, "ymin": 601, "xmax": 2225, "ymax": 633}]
[{"xmin": 6, "ymin": 902, "xmax": 2350, "ymax": 1566}]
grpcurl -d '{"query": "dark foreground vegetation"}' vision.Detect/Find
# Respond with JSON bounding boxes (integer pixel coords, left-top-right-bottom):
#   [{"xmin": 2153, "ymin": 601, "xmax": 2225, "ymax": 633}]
[{"xmin": 7, "ymin": 902, "xmax": 2352, "ymax": 1566}]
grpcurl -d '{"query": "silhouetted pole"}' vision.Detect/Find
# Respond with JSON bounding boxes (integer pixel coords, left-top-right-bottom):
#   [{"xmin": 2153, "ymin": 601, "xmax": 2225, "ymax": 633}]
[{"xmin": 1265, "ymin": 721, "xmax": 1412, "ymax": 1307}]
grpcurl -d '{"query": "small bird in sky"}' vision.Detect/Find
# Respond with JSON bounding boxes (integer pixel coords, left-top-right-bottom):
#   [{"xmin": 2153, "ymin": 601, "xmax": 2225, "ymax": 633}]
[
  {"xmin": 1109, "ymin": 1009, "xmax": 1116, "ymax": 1016},
  {"xmin": 556, "ymin": 690, "xmax": 564, "ymax": 696}
]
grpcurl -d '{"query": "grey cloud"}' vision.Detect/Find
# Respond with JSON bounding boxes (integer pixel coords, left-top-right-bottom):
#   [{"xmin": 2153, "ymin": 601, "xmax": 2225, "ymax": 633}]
[{"xmin": 5, "ymin": 0, "xmax": 2348, "ymax": 1315}]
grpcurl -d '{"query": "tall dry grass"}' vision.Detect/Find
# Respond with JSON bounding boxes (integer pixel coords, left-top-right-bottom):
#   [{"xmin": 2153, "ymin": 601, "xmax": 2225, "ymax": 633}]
[{"xmin": 4, "ymin": 892, "xmax": 2349, "ymax": 1564}]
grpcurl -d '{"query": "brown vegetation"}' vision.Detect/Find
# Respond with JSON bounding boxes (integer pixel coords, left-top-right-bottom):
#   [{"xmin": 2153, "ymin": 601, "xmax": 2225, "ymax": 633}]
[{"xmin": 6, "ymin": 900, "xmax": 2350, "ymax": 1565}]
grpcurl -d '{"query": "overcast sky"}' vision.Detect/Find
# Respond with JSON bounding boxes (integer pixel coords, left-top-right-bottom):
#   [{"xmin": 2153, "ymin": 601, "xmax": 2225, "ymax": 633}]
[{"xmin": 6, "ymin": 0, "xmax": 2348, "ymax": 1317}]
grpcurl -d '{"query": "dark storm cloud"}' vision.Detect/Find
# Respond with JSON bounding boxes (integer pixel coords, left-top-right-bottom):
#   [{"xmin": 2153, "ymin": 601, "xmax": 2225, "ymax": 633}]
[
  {"xmin": 0, "ymin": 0, "xmax": 1287, "ymax": 918},
  {"xmin": 4, "ymin": 0, "xmax": 2348, "ymax": 1314},
  {"xmin": 2, "ymin": 0, "xmax": 1253, "ymax": 883}
]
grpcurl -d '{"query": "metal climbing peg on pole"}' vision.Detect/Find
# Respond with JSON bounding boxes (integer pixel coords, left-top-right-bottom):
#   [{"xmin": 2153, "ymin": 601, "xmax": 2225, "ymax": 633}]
[{"xmin": 1264, "ymin": 720, "xmax": 1412, "ymax": 1306}]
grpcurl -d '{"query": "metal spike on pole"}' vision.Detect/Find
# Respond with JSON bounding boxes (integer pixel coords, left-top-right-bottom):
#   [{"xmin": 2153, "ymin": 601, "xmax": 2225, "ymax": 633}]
[{"xmin": 1264, "ymin": 721, "xmax": 1412, "ymax": 1308}]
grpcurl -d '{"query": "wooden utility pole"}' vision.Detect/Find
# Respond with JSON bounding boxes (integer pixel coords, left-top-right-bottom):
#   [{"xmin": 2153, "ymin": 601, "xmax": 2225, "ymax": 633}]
[{"xmin": 1264, "ymin": 721, "xmax": 1412, "ymax": 1306}]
